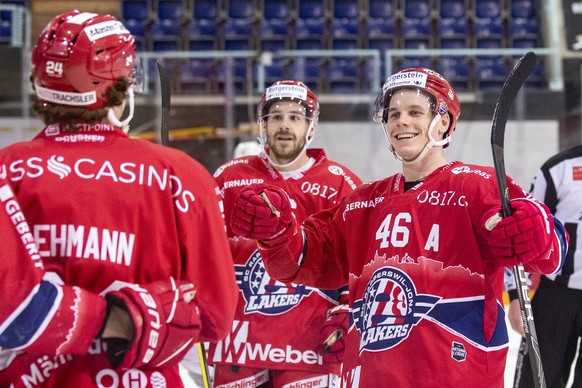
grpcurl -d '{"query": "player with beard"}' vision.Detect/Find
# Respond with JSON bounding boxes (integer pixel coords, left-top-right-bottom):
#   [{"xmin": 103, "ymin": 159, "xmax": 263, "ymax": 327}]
[
  {"xmin": 228, "ymin": 69, "xmax": 569, "ymax": 386},
  {"xmin": 208, "ymin": 80, "xmax": 362, "ymax": 387}
]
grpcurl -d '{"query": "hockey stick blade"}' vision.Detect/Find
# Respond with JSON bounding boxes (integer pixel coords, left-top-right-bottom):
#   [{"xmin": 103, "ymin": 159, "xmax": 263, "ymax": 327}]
[
  {"xmin": 490, "ymin": 51, "xmax": 546, "ymax": 388},
  {"xmin": 157, "ymin": 61, "xmax": 170, "ymax": 146}
]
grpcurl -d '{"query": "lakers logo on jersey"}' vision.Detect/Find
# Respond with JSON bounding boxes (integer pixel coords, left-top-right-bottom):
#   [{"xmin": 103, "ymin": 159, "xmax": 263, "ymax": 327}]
[
  {"xmin": 235, "ymin": 250, "xmax": 313, "ymax": 315},
  {"xmin": 352, "ymin": 266, "xmax": 440, "ymax": 352}
]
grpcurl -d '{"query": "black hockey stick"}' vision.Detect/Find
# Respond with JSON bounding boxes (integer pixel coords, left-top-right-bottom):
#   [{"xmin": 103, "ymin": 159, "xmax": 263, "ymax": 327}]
[
  {"xmin": 157, "ymin": 61, "xmax": 170, "ymax": 146},
  {"xmin": 156, "ymin": 61, "xmax": 211, "ymax": 388},
  {"xmin": 490, "ymin": 51, "xmax": 546, "ymax": 388}
]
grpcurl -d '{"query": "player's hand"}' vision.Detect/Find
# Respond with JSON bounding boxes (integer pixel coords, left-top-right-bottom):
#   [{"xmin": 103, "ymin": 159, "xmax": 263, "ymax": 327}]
[
  {"xmin": 508, "ymin": 298, "xmax": 525, "ymax": 336},
  {"xmin": 103, "ymin": 277, "xmax": 200, "ymax": 369},
  {"xmin": 483, "ymin": 198, "xmax": 553, "ymax": 266},
  {"xmin": 320, "ymin": 304, "xmax": 350, "ymax": 362},
  {"xmin": 231, "ymin": 183, "xmax": 293, "ymax": 240}
]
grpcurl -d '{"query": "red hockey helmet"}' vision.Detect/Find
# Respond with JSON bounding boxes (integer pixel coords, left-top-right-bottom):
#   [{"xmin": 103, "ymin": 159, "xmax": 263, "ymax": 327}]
[
  {"xmin": 373, "ymin": 68, "xmax": 461, "ymax": 141},
  {"xmin": 32, "ymin": 11, "xmax": 137, "ymax": 110},
  {"xmin": 257, "ymin": 80, "xmax": 320, "ymax": 123}
]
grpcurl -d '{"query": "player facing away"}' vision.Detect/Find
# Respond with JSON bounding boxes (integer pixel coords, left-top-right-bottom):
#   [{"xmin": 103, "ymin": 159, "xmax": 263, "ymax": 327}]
[
  {"xmin": 0, "ymin": 10, "xmax": 237, "ymax": 387},
  {"xmin": 0, "ymin": 176, "xmax": 201, "ymax": 374},
  {"xmin": 229, "ymin": 68, "xmax": 569, "ymax": 387},
  {"xmin": 208, "ymin": 80, "xmax": 363, "ymax": 387}
]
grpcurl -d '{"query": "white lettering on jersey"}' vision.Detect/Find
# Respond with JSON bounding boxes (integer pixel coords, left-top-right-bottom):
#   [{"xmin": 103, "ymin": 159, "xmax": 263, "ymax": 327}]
[
  {"xmin": 416, "ymin": 189, "xmax": 467, "ymax": 207},
  {"xmin": 213, "ymin": 320, "xmax": 323, "ymax": 366},
  {"xmin": 0, "ymin": 185, "xmax": 43, "ymax": 269},
  {"xmin": 300, "ymin": 181, "xmax": 338, "ymax": 201},
  {"xmin": 342, "ymin": 197, "xmax": 385, "ymax": 220},
  {"xmin": 4, "ymin": 157, "xmax": 196, "ymax": 213},
  {"xmin": 223, "ymin": 178, "xmax": 264, "ymax": 189},
  {"xmin": 33, "ymin": 224, "xmax": 135, "ymax": 266},
  {"xmin": 342, "ymin": 366, "xmax": 361, "ymax": 388},
  {"xmin": 425, "ymin": 224, "xmax": 440, "ymax": 252}
]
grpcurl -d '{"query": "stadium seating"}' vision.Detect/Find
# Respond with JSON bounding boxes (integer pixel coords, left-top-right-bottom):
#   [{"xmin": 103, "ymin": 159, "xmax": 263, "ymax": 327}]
[{"xmin": 114, "ymin": 0, "xmax": 547, "ymax": 93}]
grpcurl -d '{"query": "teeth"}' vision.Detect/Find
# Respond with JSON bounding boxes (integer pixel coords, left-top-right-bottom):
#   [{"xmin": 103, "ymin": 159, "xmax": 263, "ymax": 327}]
[{"xmin": 396, "ymin": 133, "xmax": 415, "ymax": 140}]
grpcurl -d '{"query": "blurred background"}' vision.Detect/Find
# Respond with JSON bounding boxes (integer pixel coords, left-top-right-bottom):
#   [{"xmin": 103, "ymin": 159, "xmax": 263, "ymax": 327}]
[{"xmin": 0, "ymin": 0, "xmax": 579, "ymax": 187}]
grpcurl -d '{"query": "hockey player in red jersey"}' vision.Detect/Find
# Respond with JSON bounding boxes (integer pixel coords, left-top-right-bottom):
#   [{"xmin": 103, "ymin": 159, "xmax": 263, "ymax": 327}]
[
  {"xmin": 0, "ymin": 10, "xmax": 237, "ymax": 387},
  {"xmin": 229, "ymin": 69, "xmax": 569, "ymax": 387},
  {"xmin": 0, "ymin": 176, "xmax": 202, "ymax": 372},
  {"xmin": 208, "ymin": 80, "xmax": 362, "ymax": 387}
]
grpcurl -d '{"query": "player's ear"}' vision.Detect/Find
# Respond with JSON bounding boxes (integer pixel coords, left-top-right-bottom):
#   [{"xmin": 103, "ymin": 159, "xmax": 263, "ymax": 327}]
[{"xmin": 438, "ymin": 113, "xmax": 451, "ymax": 137}]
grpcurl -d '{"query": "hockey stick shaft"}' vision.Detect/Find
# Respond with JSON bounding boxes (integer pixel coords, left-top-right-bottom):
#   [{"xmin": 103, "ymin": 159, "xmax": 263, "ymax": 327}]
[
  {"xmin": 157, "ymin": 61, "xmax": 170, "ymax": 146},
  {"xmin": 490, "ymin": 51, "xmax": 546, "ymax": 388},
  {"xmin": 157, "ymin": 62, "xmax": 211, "ymax": 388}
]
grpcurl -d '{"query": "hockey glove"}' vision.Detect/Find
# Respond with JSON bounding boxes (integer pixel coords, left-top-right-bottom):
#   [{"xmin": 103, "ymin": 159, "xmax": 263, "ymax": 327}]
[
  {"xmin": 104, "ymin": 277, "xmax": 200, "ymax": 369},
  {"xmin": 231, "ymin": 183, "xmax": 293, "ymax": 240},
  {"xmin": 483, "ymin": 197, "xmax": 553, "ymax": 267},
  {"xmin": 320, "ymin": 304, "xmax": 350, "ymax": 363}
]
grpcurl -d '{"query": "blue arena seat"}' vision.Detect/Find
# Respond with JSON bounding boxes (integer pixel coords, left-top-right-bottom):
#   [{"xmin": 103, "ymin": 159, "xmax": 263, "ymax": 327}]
[
  {"xmin": 192, "ymin": 0, "xmax": 219, "ymax": 20},
  {"xmin": 475, "ymin": 57, "xmax": 507, "ymax": 89},
  {"xmin": 228, "ymin": 0, "xmax": 255, "ymax": 20},
  {"xmin": 330, "ymin": 19, "xmax": 360, "ymax": 49},
  {"xmin": 439, "ymin": 0, "xmax": 466, "ymax": 18},
  {"xmin": 402, "ymin": 18, "xmax": 432, "ymax": 49},
  {"xmin": 216, "ymin": 59, "xmax": 249, "ymax": 94},
  {"xmin": 122, "ymin": 0, "xmax": 151, "ymax": 23},
  {"xmin": 295, "ymin": 18, "xmax": 327, "ymax": 49},
  {"xmin": 178, "ymin": 59, "xmax": 213, "ymax": 93},
  {"xmin": 509, "ymin": 17, "xmax": 539, "ymax": 48},
  {"xmin": 475, "ymin": 0, "xmax": 501, "ymax": 19},
  {"xmin": 186, "ymin": 19, "xmax": 218, "ymax": 50},
  {"xmin": 263, "ymin": 0, "xmax": 291, "ymax": 21},
  {"xmin": 157, "ymin": 0, "xmax": 185, "ymax": 21},
  {"xmin": 404, "ymin": 0, "xmax": 431, "ymax": 19},
  {"xmin": 151, "ymin": 19, "xmax": 182, "ymax": 51},
  {"xmin": 511, "ymin": 0, "xmax": 535, "ymax": 19},
  {"xmin": 368, "ymin": 0, "xmax": 394, "ymax": 19},
  {"xmin": 334, "ymin": 0, "xmax": 359, "ymax": 20},
  {"xmin": 437, "ymin": 18, "xmax": 468, "ymax": 49},
  {"xmin": 438, "ymin": 57, "xmax": 471, "ymax": 91},
  {"xmin": 289, "ymin": 58, "xmax": 324, "ymax": 92},
  {"xmin": 298, "ymin": 0, "xmax": 326, "ymax": 20},
  {"xmin": 223, "ymin": 18, "xmax": 254, "ymax": 50},
  {"xmin": 327, "ymin": 57, "xmax": 360, "ymax": 92}
]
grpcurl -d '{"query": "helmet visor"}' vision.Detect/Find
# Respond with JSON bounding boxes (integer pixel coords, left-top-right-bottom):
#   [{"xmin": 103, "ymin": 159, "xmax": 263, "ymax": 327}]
[{"xmin": 130, "ymin": 57, "xmax": 144, "ymax": 93}]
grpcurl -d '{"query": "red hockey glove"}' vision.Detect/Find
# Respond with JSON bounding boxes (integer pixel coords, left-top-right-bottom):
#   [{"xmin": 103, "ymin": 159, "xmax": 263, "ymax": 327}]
[
  {"xmin": 231, "ymin": 183, "xmax": 293, "ymax": 240},
  {"xmin": 320, "ymin": 305, "xmax": 350, "ymax": 362},
  {"xmin": 104, "ymin": 277, "xmax": 201, "ymax": 369},
  {"xmin": 483, "ymin": 198, "xmax": 554, "ymax": 267}
]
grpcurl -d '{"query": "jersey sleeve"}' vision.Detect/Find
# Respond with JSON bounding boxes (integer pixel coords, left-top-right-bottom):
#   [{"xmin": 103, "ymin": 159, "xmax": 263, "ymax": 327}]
[{"xmin": 0, "ymin": 180, "xmax": 106, "ymax": 356}]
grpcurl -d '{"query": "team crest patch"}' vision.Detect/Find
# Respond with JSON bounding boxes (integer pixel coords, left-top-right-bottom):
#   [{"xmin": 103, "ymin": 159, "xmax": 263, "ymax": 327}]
[
  {"xmin": 352, "ymin": 266, "xmax": 440, "ymax": 353},
  {"xmin": 451, "ymin": 341, "xmax": 467, "ymax": 362},
  {"xmin": 235, "ymin": 250, "xmax": 313, "ymax": 315}
]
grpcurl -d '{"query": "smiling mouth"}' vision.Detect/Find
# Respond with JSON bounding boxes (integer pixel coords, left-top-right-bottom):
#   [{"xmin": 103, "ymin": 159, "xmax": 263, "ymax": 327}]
[{"xmin": 395, "ymin": 133, "xmax": 417, "ymax": 140}]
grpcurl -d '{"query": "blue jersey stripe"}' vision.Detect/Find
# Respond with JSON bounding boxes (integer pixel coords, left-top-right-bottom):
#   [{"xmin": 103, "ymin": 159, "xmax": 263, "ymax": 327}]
[{"xmin": 0, "ymin": 280, "xmax": 59, "ymax": 348}]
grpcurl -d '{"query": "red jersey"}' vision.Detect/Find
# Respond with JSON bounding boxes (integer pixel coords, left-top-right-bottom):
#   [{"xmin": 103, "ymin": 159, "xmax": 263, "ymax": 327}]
[
  {"xmin": 208, "ymin": 149, "xmax": 362, "ymax": 373},
  {"xmin": 0, "ymin": 178, "xmax": 106, "ymax": 366},
  {"xmin": 261, "ymin": 161, "xmax": 564, "ymax": 387},
  {"xmin": 0, "ymin": 124, "xmax": 237, "ymax": 387}
]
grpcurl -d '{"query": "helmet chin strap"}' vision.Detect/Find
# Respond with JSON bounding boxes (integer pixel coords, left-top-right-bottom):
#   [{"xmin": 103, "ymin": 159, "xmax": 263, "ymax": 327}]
[
  {"xmin": 107, "ymin": 87, "xmax": 135, "ymax": 133},
  {"xmin": 385, "ymin": 113, "xmax": 451, "ymax": 164},
  {"xmin": 259, "ymin": 120, "xmax": 315, "ymax": 169}
]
